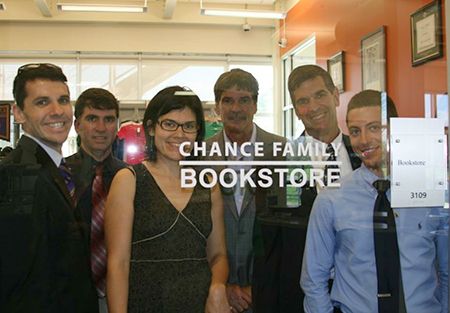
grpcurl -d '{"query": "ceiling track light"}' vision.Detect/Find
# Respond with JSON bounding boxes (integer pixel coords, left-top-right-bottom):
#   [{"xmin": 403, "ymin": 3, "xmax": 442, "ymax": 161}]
[
  {"xmin": 200, "ymin": 8, "xmax": 286, "ymax": 19},
  {"xmin": 57, "ymin": 1, "xmax": 148, "ymax": 13},
  {"xmin": 199, "ymin": 0, "xmax": 285, "ymax": 20}
]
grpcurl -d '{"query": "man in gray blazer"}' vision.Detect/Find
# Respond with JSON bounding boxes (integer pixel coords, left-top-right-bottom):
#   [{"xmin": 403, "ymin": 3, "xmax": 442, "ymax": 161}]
[{"xmin": 206, "ymin": 69, "xmax": 286, "ymax": 313}]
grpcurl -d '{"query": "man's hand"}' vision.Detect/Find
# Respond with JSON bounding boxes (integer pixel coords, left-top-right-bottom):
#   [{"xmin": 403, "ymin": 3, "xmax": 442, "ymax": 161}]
[{"xmin": 226, "ymin": 284, "xmax": 252, "ymax": 313}]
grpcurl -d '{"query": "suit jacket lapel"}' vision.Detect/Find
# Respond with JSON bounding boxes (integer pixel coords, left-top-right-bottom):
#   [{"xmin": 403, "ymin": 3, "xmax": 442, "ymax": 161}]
[
  {"xmin": 208, "ymin": 131, "xmax": 240, "ymax": 220},
  {"xmin": 34, "ymin": 144, "xmax": 75, "ymax": 209},
  {"xmin": 239, "ymin": 127, "xmax": 267, "ymax": 216},
  {"xmin": 240, "ymin": 184, "xmax": 255, "ymax": 216},
  {"xmin": 66, "ymin": 152, "xmax": 94, "ymax": 205}
]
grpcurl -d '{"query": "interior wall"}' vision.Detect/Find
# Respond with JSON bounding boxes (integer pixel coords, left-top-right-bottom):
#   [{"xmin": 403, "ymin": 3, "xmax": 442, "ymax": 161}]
[
  {"xmin": 282, "ymin": 0, "xmax": 447, "ymax": 131},
  {"xmin": 0, "ymin": 21, "xmax": 274, "ymax": 55}
]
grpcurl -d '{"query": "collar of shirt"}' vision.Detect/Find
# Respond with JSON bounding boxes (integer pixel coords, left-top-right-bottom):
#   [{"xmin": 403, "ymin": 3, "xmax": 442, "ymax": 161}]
[
  {"xmin": 302, "ymin": 131, "xmax": 353, "ymax": 178},
  {"xmin": 222, "ymin": 124, "xmax": 256, "ymax": 215},
  {"xmin": 307, "ymin": 131, "xmax": 343, "ymax": 162},
  {"xmin": 300, "ymin": 131, "xmax": 355, "ymax": 193},
  {"xmin": 223, "ymin": 123, "xmax": 257, "ymax": 161},
  {"xmin": 359, "ymin": 163, "xmax": 391, "ymax": 199},
  {"xmin": 78, "ymin": 148, "xmax": 114, "ymax": 173},
  {"xmin": 23, "ymin": 133, "xmax": 62, "ymax": 166}
]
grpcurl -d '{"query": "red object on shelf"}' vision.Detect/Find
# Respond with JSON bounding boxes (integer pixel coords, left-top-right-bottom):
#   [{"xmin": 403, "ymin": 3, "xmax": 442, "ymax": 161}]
[{"xmin": 117, "ymin": 121, "xmax": 146, "ymax": 165}]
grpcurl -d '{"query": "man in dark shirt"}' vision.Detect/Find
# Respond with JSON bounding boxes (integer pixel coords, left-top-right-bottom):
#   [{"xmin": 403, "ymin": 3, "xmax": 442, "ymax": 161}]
[{"xmin": 67, "ymin": 88, "xmax": 126, "ymax": 313}]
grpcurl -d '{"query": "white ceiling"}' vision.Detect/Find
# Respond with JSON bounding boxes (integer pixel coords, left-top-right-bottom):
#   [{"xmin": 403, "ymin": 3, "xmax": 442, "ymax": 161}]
[{"xmin": 0, "ymin": 0, "xmax": 286, "ymax": 26}]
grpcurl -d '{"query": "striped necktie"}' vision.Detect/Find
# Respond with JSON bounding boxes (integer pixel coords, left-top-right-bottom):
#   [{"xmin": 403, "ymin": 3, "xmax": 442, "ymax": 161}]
[
  {"xmin": 59, "ymin": 159, "xmax": 75, "ymax": 202},
  {"xmin": 91, "ymin": 163, "xmax": 107, "ymax": 297}
]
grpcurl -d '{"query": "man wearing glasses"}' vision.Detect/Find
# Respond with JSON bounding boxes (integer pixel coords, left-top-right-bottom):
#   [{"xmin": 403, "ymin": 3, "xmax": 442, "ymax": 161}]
[
  {"xmin": 0, "ymin": 63, "xmax": 98, "ymax": 313},
  {"xmin": 206, "ymin": 69, "xmax": 286, "ymax": 313}
]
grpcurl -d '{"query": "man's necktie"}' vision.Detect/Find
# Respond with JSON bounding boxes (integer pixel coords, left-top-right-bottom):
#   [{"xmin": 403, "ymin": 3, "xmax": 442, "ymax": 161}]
[
  {"xmin": 91, "ymin": 163, "xmax": 107, "ymax": 297},
  {"xmin": 373, "ymin": 179, "xmax": 405, "ymax": 313},
  {"xmin": 324, "ymin": 144, "xmax": 339, "ymax": 185},
  {"xmin": 59, "ymin": 159, "xmax": 75, "ymax": 203}
]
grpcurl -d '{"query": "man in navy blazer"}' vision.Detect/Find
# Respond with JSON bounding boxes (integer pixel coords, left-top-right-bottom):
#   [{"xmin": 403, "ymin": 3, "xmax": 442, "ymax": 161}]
[
  {"xmin": 289, "ymin": 65, "xmax": 361, "ymax": 209},
  {"xmin": 262, "ymin": 65, "xmax": 361, "ymax": 313},
  {"xmin": 0, "ymin": 63, "xmax": 98, "ymax": 313}
]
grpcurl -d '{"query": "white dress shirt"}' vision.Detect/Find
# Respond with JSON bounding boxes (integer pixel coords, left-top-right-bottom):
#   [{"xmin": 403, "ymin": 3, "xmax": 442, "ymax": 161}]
[{"xmin": 223, "ymin": 124, "xmax": 257, "ymax": 215}]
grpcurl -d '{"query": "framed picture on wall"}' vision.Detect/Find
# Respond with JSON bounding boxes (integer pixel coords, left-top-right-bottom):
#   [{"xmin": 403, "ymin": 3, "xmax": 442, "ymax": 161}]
[
  {"xmin": 410, "ymin": 0, "xmax": 443, "ymax": 66},
  {"xmin": 0, "ymin": 103, "xmax": 10, "ymax": 141},
  {"xmin": 361, "ymin": 26, "xmax": 386, "ymax": 91},
  {"xmin": 327, "ymin": 51, "xmax": 345, "ymax": 93}
]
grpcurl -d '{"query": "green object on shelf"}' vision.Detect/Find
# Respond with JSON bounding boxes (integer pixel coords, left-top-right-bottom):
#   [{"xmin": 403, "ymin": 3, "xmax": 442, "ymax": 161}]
[{"xmin": 205, "ymin": 121, "xmax": 223, "ymax": 139}]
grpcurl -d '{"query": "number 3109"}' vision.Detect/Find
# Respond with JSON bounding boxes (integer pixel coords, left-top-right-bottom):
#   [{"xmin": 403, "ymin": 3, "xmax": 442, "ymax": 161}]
[{"xmin": 410, "ymin": 192, "xmax": 427, "ymax": 199}]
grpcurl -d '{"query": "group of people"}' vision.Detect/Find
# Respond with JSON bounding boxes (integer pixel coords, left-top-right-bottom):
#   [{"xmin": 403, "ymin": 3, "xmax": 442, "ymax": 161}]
[{"xmin": 0, "ymin": 62, "xmax": 447, "ymax": 313}]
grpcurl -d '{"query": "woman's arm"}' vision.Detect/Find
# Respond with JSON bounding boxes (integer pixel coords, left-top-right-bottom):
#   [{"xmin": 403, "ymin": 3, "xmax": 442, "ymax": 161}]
[
  {"xmin": 205, "ymin": 182, "xmax": 230, "ymax": 313},
  {"xmin": 105, "ymin": 168, "xmax": 136, "ymax": 313}
]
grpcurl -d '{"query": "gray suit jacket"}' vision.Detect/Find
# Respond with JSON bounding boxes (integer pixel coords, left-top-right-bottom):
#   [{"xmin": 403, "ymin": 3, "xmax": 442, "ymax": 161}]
[{"xmin": 205, "ymin": 125, "xmax": 286, "ymax": 286}]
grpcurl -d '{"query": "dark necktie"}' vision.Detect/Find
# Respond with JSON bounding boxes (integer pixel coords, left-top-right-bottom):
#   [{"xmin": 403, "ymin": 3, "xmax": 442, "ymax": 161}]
[
  {"xmin": 324, "ymin": 144, "xmax": 339, "ymax": 185},
  {"xmin": 91, "ymin": 163, "xmax": 107, "ymax": 297},
  {"xmin": 373, "ymin": 179, "xmax": 405, "ymax": 313},
  {"xmin": 59, "ymin": 159, "xmax": 75, "ymax": 203}
]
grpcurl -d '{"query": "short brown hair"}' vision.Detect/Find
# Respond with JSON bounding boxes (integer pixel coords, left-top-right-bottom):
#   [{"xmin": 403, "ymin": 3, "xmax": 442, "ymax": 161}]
[
  {"xmin": 346, "ymin": 90, "xmax": 398, "ymax": 123},
  {"xmin": 74, "ymin": 88, "xmax": 119, "ymax": 120},
  {"xmin": 288, "ymin": 65, "xmax": 335, "ymax": 105},
  {"xmin": 13, "ymin": 63, "xmax": 68, "ymax": 110},
  {"xmin": 214, "ymin": 68, "xmax": 258, "ymax": 104}
]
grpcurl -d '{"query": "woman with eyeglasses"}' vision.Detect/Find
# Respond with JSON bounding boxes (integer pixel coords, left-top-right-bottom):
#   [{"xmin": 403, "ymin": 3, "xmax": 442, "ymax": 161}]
[{"xmin": 105, "ymin": 86, "xmax": 230, "ymax": 313}]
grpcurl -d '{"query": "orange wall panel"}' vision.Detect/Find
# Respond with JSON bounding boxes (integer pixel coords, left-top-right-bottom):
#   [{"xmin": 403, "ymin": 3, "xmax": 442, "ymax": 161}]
[{"xmin": 282, "ymin": 0, "xmax": 447, "ymax": 131}]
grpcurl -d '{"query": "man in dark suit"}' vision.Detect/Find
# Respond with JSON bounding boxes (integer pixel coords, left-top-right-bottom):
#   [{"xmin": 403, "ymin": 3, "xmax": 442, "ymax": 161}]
[
  {"xmin": 206, "ymin": 69, "xmax": 286, "ymax": 313},
  {"xmin": 66, "ymin": 88, "xmax": 126, "ymax": 313},
  {"xmin": 0, "ymin": 63, "xmax": 98, "ymax": 313},
  {"xmin": 275, "ymin": 64, "xmax": 361, "ymax": 313}
]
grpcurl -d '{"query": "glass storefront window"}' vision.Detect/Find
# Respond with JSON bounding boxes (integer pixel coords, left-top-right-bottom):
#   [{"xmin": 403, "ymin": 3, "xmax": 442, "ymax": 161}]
[
  {"xmin": 141, "ymin": 61, "xmax": 225, "ymax": 101},
  {"xmin": 0, "ymin": 2, "xmax": 448, "ymax": 309}
]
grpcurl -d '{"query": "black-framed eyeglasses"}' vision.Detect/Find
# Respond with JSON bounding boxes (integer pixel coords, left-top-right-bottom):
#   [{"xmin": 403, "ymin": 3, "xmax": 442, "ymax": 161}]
[
  {"xmin": 17, "ymin": 63, "xmax": 62, "ymax": 75},
  {"xmin": 158, "ymin": 119, "xmax": 199, "ymax": 133}
]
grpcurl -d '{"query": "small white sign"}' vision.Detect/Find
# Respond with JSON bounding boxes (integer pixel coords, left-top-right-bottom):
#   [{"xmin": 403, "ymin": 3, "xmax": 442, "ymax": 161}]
[{"xmin": 390, "ymin": 118, "xmax": 447, "ymax": 207}]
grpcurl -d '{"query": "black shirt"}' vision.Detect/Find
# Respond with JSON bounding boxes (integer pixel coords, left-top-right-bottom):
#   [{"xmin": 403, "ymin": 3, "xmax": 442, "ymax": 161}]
[{"xmin": 66, "ymin": 148, "xmax": 127, "ymax": 240}]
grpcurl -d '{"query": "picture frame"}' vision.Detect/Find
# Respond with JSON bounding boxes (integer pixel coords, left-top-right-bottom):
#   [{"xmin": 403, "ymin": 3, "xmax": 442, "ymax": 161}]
[
  {"xmin": 327, "ymin": 51, "xmax": 345, "ymax": 93},
  {"xmin": 410, "ymin": 0, "xmax": 443, "ymax": 66},
  {"xmin": 0, "ymin": 103, "xmax": 10, "ymax": 141},
  {"xmin": 361, "ymin": 26, "xmax": 386, "ymax": 91}
]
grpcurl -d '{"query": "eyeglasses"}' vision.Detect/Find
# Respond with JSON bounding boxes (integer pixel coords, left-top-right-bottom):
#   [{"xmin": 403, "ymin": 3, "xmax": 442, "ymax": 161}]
[
  {"xmin": 17, "ymin": 63, "xmax": 63, "ymax": 75},
  {"xmin": 158, "ymin": 119, "xmax": 199, "ymax": 133}
]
